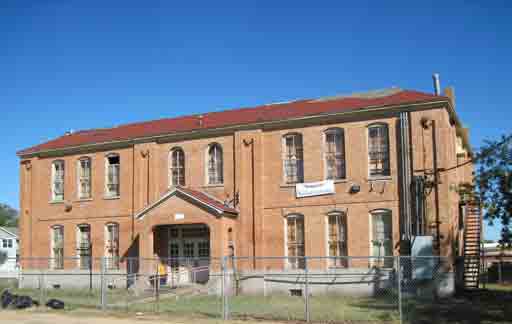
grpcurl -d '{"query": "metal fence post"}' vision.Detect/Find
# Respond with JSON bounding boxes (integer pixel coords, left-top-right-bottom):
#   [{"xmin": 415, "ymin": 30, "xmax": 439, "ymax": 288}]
[
  {"xmin": 100, "ymin": 257, "xmax": 106, "ymax": 310},
  {"xmin": 304, "ymin": 256, "xmax": 310, "ymax": 323},
  {"xmin": 38, "ymin": 268, "xmax": 45, "ymax": 307},
  {"xmin": 397, "ymin": 256, "xmax": 403, "ymax": 324},
  {"xmin": 222, "ymin": 256, "xmax": 229, "ymax": 320}
]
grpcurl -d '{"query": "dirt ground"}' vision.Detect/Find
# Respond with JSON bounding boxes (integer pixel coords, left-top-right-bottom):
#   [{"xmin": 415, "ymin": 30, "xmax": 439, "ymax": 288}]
[{"xmin": 0, "ymin": 309, "xmax": 285, "ymax": 324}]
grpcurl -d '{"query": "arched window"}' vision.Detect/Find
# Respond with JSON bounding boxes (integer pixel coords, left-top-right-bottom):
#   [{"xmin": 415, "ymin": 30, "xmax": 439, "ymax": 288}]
[
  {"xmin": 282, "ymin": 133, "xmax": 304, "ymax": 184},
  {"xmin": 105, "ymin": 153, "xmax": 120, "ymax": 197},
  {"xmin": 51, "ymin": 160, "xmax": 65, "ymax": 201},
  {"xmin": 370, "ymin": 209, "xmax": 393, "ymax": 267},
  {"xmin": 51, "ymin": 225, "xmax": 64, "ymax": 269},
  {"xmin": 169, "ymin": 147, "xmax": 186, "ymax": 187},
  {"xmin": 105, "ymin": 223, "xmax": 120, "ymax": 270},
  {"xmin": 324, "ymin": 128, "xmax": 346, "ymax": 180},
  {"xmin": 77, "ymin": 157, "xmax": 92, "ymax": 199},
  {"xmin": 76, "ymin": 224, "xmax": 91, "ymax": 270},
  {"xmin": 327, "ymin": 211, "xmax": 347, "ymax": 267},
  {"xmin": 368, "ymin": 123, "xmax": 390, "ymax": 177},
  {"xmin": 285, "ymin": 214, "xmax": 305, "ymax": 269},
  {"xmin": 207, "ymin": 143, "xmax": 223, "ymax": 185}
]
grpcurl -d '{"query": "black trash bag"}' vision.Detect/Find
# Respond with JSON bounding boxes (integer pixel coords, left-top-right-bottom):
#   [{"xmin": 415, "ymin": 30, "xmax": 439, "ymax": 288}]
[
  {"xmin": 1, "ymin": 290, "xmax": 16, "ymax": 309},
  {"xmin": 14, "ymin": 295, "xmax": 35, "ymax": 309},
  {"xmin": 45, "ymin": 299, "xmax": 65, "ymax": 310}
]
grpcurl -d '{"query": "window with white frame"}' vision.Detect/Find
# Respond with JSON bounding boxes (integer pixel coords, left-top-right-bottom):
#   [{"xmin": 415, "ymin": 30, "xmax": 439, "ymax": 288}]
[
  {"xmin": 282, "ymin": 133, "xmax": 304, "ymax": 184},
  {"xmin": 51, "ymin": 225, "xmax": 64, "ymax": 269},
  {"xmin": 2, "ymin": 239, "xmax": 13, "ymax": 249},
  {"xmin": 51, "ymin": 160, "xmax": 65, "ymax": 201},
  {"xmin": 327, "ymin": 212, "xmax": 347, "ymax": 267},
  {"xmin": 286, "ymin": 214, "xmax": 305, "ymax": 269},
  {"xmin": 77, "ymin": 157, "xmax": 92, "ymax": 199},
  {"xmin": 324, "ymin": 128, "xmax": 346, "ymax": 180},
  {"xmin": 170, "ymin": 147, "xmax": 186, "ymax": 187},
  {"xmin": 105, "ymin": 223, "xmax": 120, "ymax": 270},
  {"xmin": 371, "ymin": 210, "xmax": 393, "ymax": 267},
  {"xmin": 368, "ymin": 124, "xmax": 390, "ymax": 177},
  {"xmin": 207, "ymin": 143, "xmax": 223, "ymax": 185},
  {"xmin": 76, "ymin": 224, "xmax": 91, "ymax": 269},
  {"xmin": 105, "ymin": 154, "xmax": 120, "ymax": 197}
]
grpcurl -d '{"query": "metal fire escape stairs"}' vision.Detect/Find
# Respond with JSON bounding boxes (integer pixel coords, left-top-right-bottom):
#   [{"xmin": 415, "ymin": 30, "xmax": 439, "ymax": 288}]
[{"xmin": 462, "ymin": 202, "xmax": 482, "ymax": 290}]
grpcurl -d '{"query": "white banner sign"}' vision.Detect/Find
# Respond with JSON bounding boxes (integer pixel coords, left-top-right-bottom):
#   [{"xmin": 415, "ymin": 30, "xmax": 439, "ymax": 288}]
[{"xmin": 296, "ymin": 180, "xmax": 335, "ymax": 198}]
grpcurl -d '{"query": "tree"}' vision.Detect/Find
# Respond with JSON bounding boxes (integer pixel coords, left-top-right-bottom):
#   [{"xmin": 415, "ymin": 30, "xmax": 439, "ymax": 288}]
[
  {"xmin": 0, "ymin": 203, "xmax": 18, "ymax": 227},
  {"xmin": 474, "ymin": 134, "xmax": 512, "ymax": 247}
]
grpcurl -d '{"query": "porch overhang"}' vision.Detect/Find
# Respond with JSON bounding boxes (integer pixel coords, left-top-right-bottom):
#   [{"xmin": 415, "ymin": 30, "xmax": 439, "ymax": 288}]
[{"xmin": 134, "ymin": 186, "xmax": 238, "ymax": 220}]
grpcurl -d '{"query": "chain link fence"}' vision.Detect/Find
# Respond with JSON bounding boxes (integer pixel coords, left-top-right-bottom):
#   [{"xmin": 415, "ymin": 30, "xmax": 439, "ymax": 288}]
[{"xmin": 1, "ymin": 255, "xmax": 511, "ymax": 323}]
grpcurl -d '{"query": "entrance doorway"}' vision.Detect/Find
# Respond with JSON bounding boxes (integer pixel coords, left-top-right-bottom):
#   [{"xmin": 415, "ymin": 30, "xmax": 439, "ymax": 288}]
[{"xmin": 164, "ymin": 224, "xmax": 210, "ymax": 284}]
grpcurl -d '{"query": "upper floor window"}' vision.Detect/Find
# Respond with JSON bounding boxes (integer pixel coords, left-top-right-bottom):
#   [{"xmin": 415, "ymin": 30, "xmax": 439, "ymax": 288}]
[
  {"xmin": 51, "ymin": 225, "xmax": 64, "ymax": 269},
  {"xmin": 207, "ymin": 143, "xmax": 223, "ymax": 185},
  {"xmin": 368, "ymin": 124, "xmax": 390, "ymax": 177},
  {"xmin": 77, "ymin": 157, "xmax": 92, "ymax": 199},
  {"xmin": 105, "ymin": 154, "xmax": 120, "ymax": 197},
  {"xmin": 170, "ymin": 147, "xmax": 186, "ymax": 187},
  {"xmin": 282, "ymin": 133, "xmax": 304, "ymax": 184},
  {"xmin": 327, "ymin": 211, "xmax": 347, "ymax": 267},
  {"xmin": 286, "ymin": 214, "xmax": 305, "ymax": 269},
  {"xmin": 324, "ymin": 128, "xmax": 346, "ymax": 180},
  {"xmin": 51, "ymin": 160, "xmax": 65, "ymax": 201}
]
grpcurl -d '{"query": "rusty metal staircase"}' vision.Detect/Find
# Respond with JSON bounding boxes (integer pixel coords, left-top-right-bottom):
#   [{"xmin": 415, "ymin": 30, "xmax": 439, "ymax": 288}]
[{"xmin": 462, "ymin": 202, "xmax": 482, "ymax": 290}]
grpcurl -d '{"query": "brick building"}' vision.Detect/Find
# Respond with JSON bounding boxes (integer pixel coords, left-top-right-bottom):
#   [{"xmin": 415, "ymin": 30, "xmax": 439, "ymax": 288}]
[{"xmin": 17, "ymin": 87, "xmax": 473, "ymax": 275}]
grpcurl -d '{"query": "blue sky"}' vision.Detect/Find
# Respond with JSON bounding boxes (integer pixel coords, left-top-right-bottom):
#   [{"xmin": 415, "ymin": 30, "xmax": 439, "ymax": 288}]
[{"xmin": 1, "ymin": 1, "xmax": 510, "ymax": 240}]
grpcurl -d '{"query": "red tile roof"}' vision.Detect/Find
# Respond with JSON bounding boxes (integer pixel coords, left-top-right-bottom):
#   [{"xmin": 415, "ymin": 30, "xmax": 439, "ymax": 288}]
[
  {"xmin": 18, "ymin": 89, "xmax": 447, "ymax": 156},
  {"xmin": 178, "ymin": 186, "xmax": 238, "ymax": 215},
  {"xmin": 134, "ymin": 186, "xmax": 238, "ymax": 220}
]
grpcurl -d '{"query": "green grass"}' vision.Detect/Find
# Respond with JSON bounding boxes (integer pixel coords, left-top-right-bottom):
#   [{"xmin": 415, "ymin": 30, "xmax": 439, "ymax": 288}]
[{"xmin": 484, "ymin": 283, "xmax": 512, "ymax": 292}]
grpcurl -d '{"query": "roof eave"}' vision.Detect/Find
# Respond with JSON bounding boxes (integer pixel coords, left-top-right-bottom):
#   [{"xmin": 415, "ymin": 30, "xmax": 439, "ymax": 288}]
[{"xmin": 17, "ymin": 98, "xmax": 457, "ymax": 159}]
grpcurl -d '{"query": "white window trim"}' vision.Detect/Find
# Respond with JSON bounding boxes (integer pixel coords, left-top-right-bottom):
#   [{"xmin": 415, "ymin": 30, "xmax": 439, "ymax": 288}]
[
  {"xmin": 369, "ymin": 209, "xmax": 393, "ymax": 268},
  {"xmin": 169, "ymin": 147, "xmax": 186, "ymax": 187},
  {"xmin": 76, "ymin": 224, "xmax": 91, "ymax": 269},
  {"xmin": 50, "ymin": 225, "xmax": 64, "ymax": 270},
  {"xmin": 104, "ymin": 222, "xmax": 120, "ymax": 270},
  {"xmin": 367, "ymin": 123, "xmax": 391, "ymax": 180},
  {"xmin": 323, "ymin": 128, "xmax": 346, "ymax": 181},
  {"xmin": 205, "ymin": 143, "xmax": 223, "ymax": 185},
  {"xmin": 325, "ymin": 211, "xmax": 347, "ymax": 268},
  {"xmin": 281, "ymin": 133, "xmax": 304, "ymax": 184},
  {"xmin": 283, "ymin": 214, "xmax": 305, "ymax": 270},
  {"xmin": 51, "ymin": 160, "xmax": 65, "ymax": 202},
  {"xmin": 104, "ymin": 153, "xmax": 120, "ymax": 198},
  {"xmin": 77, "ymin": 157, "xmax": 92, "ymax": 200}
]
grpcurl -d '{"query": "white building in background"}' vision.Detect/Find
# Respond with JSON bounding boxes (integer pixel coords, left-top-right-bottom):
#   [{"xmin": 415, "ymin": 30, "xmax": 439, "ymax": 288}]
[{"xmin": 0, "ymin": 227, "xmax": 19, "ymax": 277}]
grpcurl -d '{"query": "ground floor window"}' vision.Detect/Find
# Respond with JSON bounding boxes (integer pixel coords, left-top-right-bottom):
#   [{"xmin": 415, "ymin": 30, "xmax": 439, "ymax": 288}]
[
  {"xmin": 371, "ymin": 210, "xmax": 393, "ymax": 267},
  {"xmin": 105, "ymin": 223, "xmax": 119, "ymax": 270},
  {"xmin": 76, "ymin": 224, "xmax": 91, "ymax": 270},
  {"xmin": 327, "ymin": 212, "xmax": 347, "ymax": 267},
  {"xmin": 286, "ymin": 214, "xmax": 305, "ymax": 269},
  {"xmin": 167, "ymin": 224, "xmax": 210, "ymax": 267},
  {"xmin": 51, "ymin": 225, "xmax": 64, "ymax": 269}
]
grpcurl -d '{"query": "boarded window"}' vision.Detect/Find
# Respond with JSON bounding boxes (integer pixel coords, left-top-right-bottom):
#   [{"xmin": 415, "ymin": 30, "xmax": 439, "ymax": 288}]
[
  {"xmin": 368, "ymin": 124, "xmax": 390, "ymax": 177},
  {"xmin": 283, "ymin": 134, "xmax": 304, "ymax": 184},
  {"xmin": 324, "ymin": 129, "xmax": 346, "ymax": 180},
  {"xmin": 287, "ymin": 215, "xmax": 305, "ymax": 269},
  {"xmin": 170, "ymin": 148, "xmax": 186, "ymax": 186}
]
